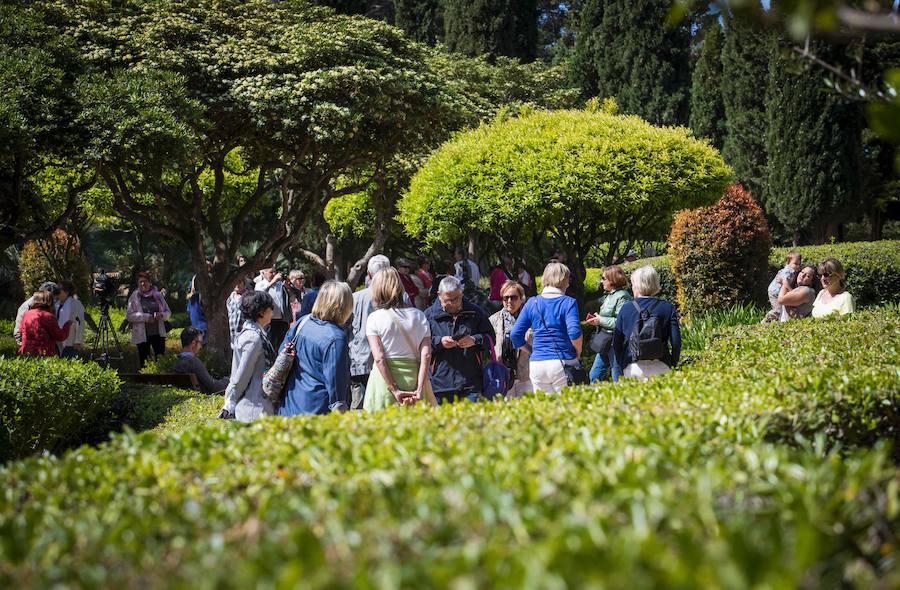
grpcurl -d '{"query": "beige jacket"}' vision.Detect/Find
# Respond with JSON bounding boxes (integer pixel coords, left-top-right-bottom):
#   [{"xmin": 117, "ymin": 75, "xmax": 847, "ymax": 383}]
[{"xmin": 489, "ymin": 309, "xmax": 531, "ymax": 385}]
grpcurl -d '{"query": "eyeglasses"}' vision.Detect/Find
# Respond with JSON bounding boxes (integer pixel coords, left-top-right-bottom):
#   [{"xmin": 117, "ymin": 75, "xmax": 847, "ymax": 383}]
[
  {"xmin": 502, "ymin": 295, "xmax": 521, "ymax": 301},
  {"xmin": 821, "ymin": 272, "xmax": 833, "ymax": 278}
]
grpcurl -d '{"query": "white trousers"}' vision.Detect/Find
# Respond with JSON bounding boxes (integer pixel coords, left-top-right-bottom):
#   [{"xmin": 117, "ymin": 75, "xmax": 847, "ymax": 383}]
[
  {"xmin": 530, "ymin": 359, "xmax": 578, "ymax": 394},
  {"xmin": 622, "ymin": 360, "xmax": 670, "ymax": 381}
]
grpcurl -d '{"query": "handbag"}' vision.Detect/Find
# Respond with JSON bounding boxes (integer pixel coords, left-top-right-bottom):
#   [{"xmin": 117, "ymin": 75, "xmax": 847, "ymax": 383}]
[
  {"xmin": 589, "ymin": 329, "xmax": 613, "ymax": 355},
  {"xmin": 482, "ymin": 334, "xmax": 511, "ymax": 398},
  {"xmin": 262, "ymin": 315, "xmax": 311, "ymax": 405},
  {"xmin": 535, "ymin": 297, "xmax": 588, "ymax": 387}
]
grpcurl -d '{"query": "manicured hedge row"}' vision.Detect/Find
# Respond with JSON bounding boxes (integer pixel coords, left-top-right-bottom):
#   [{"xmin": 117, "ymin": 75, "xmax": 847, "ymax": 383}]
[
  {"xmin": 0, "ymin": 307, "xmax": 897, "ymax": 588},
  {"xmin": 584, "ymin": 240, "xmax": 900, "ymax": 308},
  {"xmin": 0, "ymin": 357, "xmax": 121, "ymax": 462}
]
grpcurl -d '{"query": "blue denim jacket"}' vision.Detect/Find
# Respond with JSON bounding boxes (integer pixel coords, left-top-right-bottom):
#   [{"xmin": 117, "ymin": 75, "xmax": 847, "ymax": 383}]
[{"xmin": 278, "ymin": 316, "xmax": 350, "ymax": 416}]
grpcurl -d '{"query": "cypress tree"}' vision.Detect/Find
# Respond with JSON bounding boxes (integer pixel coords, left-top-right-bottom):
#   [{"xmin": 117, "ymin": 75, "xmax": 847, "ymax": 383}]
[
  {"xmin": 394, "ymin": 0, "xmax": 443, "ymax": 45},
  {"xmin": 764, "ymin": 42, "xmax": 865, "ymax": 244},
  {"xmin": 720, "ymin": 15, "xmax": 774, "ymax": 199},
  {"xmin": 443, "ymin": 0, "xmax": 538, "ymax": 62},
  {"xmin": 570, "ymin": 0, "xmax": 692, "ymax": 126},
  {"xmin": 689, "ymin": 16, "xmax": 726, "ymax": 149}
]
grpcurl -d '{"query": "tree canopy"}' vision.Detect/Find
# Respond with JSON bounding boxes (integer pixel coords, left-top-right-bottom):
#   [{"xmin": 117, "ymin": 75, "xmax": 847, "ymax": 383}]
[
  {"xmin": 398, "ymin": 105, "xmax": 733, "ymax": 299},
  {"xmin": 48, "ymin": 0, "xmax": 472, "ymax": 359}
]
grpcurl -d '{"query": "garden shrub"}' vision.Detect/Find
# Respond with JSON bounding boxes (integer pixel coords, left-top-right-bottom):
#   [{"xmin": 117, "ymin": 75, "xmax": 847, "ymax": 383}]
[
  {"xmin": 668, "ymin": 184, "xmax": 772, "ymax": 316},
  {"xmin": 18, "ymin": 229, "xmax": 91, "ymax": 301},
  {"xmin": 0, "ymin": 307, "xmax": 897, "ymax": 587},
  {"xmin": 771, "ymin": 240, "xmax": 900, "ymax": 306},
  {"xmin": 0, "ymin": 357, "xmax": 121, "ymax": 461},
  {"xmin": 113, "ymin": 385, "xmax": 221, "ymax": 435}
]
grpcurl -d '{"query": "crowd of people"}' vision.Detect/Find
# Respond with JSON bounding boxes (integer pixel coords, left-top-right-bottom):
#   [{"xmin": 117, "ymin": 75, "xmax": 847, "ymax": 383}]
[{"xmin": 10, "ymin": 247, "xmax": 857, "ymax": 423}]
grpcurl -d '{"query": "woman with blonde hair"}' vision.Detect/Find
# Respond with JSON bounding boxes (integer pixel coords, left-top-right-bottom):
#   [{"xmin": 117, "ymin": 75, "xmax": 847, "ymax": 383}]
[
  {"xmin": 812, "ymin": 257, "xmax": 855, "ymax": 318},
  {"xmin": 510, "ymin": 262, "xmax": 584, "ymax": 393},
  {"xmin": 279, "ymin": 280, "xmax": 353, "ymax": 415},
  {"xmin": 364, "ymin": 267, "xmax": 436, "ymax": 411}
]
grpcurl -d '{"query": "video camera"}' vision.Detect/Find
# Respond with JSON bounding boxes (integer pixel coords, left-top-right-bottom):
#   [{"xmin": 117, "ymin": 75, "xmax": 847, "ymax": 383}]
[{"xmin": 92, "ymin": 270, "xmax": 119, "ymax": 312}]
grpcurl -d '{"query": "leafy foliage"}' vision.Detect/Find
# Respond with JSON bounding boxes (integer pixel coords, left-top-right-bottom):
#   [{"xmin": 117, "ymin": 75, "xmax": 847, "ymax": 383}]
[
  {"xmin": 572, "ymin": 0, "xmax": 692, "ymax": 126},
  {"xmin": 668, "ymin": 184, "xmax": 772, "ymax": 315},
  {"xmin": 689, "ymin": 16, "xmax": 726, "ymax": 149},
  {"xmin": 399, "ymin": 107, "xmax": 732, "ymax": 298},
  {"xmin": 0, "ymin": 308, "xmax": 897, "ymax": 586},
  {"xmin": 764, "ymin": 41, "xmax": 866, "ymax": 243},
  {"xmin": 0, "ymin": 356, "xmax": 120, "ymax": 461},
  {"xmin": 17, "ymin": 229, "xmax": 91, "ymax": 300},
  {"xmin": 443, "ymin": 0, "xmax": 538, "ymax": 62}
]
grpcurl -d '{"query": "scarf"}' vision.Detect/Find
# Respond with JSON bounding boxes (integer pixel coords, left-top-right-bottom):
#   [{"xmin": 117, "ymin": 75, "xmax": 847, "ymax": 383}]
[{"xmin": 241, "ymin": 320, "xmax": 277, "ymax": 367}]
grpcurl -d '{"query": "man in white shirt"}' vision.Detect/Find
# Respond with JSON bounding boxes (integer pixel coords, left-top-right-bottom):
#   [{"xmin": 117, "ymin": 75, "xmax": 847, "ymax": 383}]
[
  {"xmin": 55, "ymin": 280, "xmax": 85, "ymax": 358},
  {"xmin": 453, "ymin": 247, "xmax": 480, "ymax": 288},
  {"xmin": 256, "ymin": 266, "xmax": 290, "ymax": 347}
]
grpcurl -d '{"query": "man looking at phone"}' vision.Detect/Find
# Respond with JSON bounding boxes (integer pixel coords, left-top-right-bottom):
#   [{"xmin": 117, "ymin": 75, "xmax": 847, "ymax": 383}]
[{"xmin": 425, "ymin": 276, "xmax": 494, "ymax": 404}]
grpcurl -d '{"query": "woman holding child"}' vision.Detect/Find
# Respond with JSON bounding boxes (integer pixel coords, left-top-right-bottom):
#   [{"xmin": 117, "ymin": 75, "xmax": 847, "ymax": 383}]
[{"xmin": 777, "ymin": 265, "xmax": 817, "ymax": 321}]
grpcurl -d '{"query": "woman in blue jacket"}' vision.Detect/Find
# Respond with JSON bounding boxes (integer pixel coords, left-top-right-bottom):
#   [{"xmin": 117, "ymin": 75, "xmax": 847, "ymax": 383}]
[
  {"xmin": 510, "ymin": 262, "xmax": 583, "ymax": 393},
  {"xmin": 279, "ymin": 280, "xmax": 353, "ymax": 415}
]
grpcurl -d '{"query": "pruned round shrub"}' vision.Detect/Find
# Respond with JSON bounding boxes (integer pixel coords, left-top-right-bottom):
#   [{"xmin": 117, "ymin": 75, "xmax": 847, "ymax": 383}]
[
  {"xmin": 0, "ymin": 357, "xmax": 121, "ymax": 461},
  {"xmin": 668, "ymin": 184, "xmax": 772, "ymax": 315},
  {"xmin": 18, "ymin": 229, "xmax": 91, "ymax": 300}
]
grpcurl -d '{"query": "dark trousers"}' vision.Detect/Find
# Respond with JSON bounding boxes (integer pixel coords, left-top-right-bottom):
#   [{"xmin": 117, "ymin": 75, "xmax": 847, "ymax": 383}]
[
  {"xmin": 350, "ymin": 374, "xmax": 368, "ymax": 410},
  {"xmin": 267, "ymin": 319, "xmax": 290, "ymax": 350},
  {"xmin": 435, "ymin": 388, "xmax": 480, "ymax": 405},
  {"xmin": 137, "ymin": 335, "xmax": 166, "ymax": 368}
]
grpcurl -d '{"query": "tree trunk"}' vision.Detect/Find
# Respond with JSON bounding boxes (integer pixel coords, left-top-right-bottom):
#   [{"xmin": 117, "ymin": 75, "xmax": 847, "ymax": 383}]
[{"xmin": 203, "ymin": 295, "xmax": 232, "ymax": 368}]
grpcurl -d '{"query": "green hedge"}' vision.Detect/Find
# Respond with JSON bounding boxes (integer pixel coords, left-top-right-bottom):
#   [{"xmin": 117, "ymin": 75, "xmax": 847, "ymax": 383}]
[
  {"xmin": 584, "ymin": 240, "xmax": 900, "ymax": 308},
  {"xmin": 0, "ymin": 307, "xmax": 897, "ymax": 587},
  {"xmin": 0, "ymin": 357, "xmax": 121, "ymax": 462}
]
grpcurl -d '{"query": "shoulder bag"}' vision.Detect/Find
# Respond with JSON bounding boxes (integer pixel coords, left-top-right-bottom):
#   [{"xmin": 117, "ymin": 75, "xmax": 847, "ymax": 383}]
[
  {"xmin": 262, "ymin": 315, "xmax": 311, "ymax": 405},
  {"xmin": 535, "ymin": 297, "xmax": 588, "ymax": 387}
]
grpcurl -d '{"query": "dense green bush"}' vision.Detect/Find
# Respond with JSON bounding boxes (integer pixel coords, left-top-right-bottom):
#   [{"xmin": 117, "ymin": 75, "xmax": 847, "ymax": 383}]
[
  {"xmin": 669, "ymin": 184, "xmax": 772, "ymax": 315},
  {"xmin": 0, "ymin": 307, "xmax": 897, "ymax": 587},
  {"xmin": 113, "ymin": 385, "xmax": 221, "ymax": 435},
  {"xmin": 771, "ymin": 240, "xmax": 900, "ymax": 306},
  {"xmin": 0, "ymin": 357, "xmax": 121, "ymax": 461}
]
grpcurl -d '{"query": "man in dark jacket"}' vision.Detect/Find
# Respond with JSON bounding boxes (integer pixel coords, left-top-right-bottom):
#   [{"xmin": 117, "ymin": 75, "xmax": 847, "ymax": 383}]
[{"xmin": 425, "ymin": 275, "xmax": 495, "ymax": 403}]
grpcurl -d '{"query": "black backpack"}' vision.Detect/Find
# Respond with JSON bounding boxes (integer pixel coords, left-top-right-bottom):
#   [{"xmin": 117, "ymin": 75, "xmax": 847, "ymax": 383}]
[{"xmin": 628, "ymin": 299, "xmax": 665, "ymax": 361}]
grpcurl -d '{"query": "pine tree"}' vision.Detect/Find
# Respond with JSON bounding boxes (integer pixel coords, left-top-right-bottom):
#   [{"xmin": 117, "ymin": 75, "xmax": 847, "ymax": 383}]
[
  {"xmin": 394, "ymin": 0, "xmax": 443, "ymax": 45},
  {"xmin": 443, "ymin": 0, "xmax": 538, "ymax": 62},
  {"xmin": 570, "ymin": 0, "xmax": 692, "ymax": 126},
  {"xmin": 689, "ymin": 16, "xmax": 726, "ymax": 149},
  {"xmin": 720, "ymin": 15, "xmax": 773, "ymax": 200},
  {"xmin": 764, "ymin": 43, "xmax": 865, "ymax": 244}
]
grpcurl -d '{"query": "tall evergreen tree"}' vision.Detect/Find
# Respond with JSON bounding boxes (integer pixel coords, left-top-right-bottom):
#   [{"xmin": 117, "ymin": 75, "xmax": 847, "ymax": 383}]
[
  {"xmin": 689, "ymin": 16, "xmax": 726, "ymax": 149},
  {"xmin": 570, "ymin": 0, "xmax": 692, "ymax": 126},
  {"xmin": 443, "ymin": 0, "xmax": 538, "ymax": 62},
  {"xmin": 720, "ymin": 15, "xmax": 773, "ymax": 200},
  {"xmin": 764, "ymin": 43, "xmax": 865, "ymax": 244},
  {"xmin": 394, "ymin": 0, "xmax": 443, "ymax": 45}
]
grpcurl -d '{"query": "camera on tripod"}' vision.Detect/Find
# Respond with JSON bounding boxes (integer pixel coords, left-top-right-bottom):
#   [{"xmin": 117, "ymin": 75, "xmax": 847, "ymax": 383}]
[{"xmin": 92, "ymin": 270, "xmax": 118, "ymax": 314}]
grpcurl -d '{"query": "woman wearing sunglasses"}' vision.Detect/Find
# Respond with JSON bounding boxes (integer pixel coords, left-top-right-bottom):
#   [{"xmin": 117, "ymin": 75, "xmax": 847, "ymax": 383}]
[
  {"xmin": 812, "ymin": 257, "xmax": 855, "ymax": 318},
  {"xmin": 489, "ymin": 280, "xmax": 532, "ymax": 397},
  {"xmin": 586, "ymin": 265, "xmax": 632, "ymax": 382}
]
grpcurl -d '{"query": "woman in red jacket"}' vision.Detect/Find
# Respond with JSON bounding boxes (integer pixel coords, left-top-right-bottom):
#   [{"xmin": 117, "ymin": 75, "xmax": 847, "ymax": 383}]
[{"xmin": 18, "ymin": 291, "xmax": 72, "ymax": 357}]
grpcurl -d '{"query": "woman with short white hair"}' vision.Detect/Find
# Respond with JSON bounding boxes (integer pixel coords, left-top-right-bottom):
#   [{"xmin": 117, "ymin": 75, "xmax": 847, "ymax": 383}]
[
  {"xmin": 510, "ymin": 262, "xmax": 584, "ymax": 393},
  {"xmin": 279, "ymin": 280, "xmax": 353, "ymax": 415},
  {"xmin": 612, "ymin": 265, "xmax": 681, "ymax": 380}
]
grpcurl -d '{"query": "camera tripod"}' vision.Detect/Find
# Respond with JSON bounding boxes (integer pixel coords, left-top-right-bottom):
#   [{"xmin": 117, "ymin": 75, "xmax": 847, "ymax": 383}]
[{"xmin": 89, "ymin": 303, "xmax": 124, "ymax": 368}]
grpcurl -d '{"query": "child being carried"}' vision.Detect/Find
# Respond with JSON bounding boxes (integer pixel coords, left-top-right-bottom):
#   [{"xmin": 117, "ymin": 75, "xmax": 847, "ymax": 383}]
[{"xmin": 762, "ymin": 250, "xmax": 801, "ymax": 323}]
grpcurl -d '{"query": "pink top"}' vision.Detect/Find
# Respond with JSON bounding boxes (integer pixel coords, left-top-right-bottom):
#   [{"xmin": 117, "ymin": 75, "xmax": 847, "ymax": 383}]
[{"xmin": 489, "ymin": 266, "xmax": 509, "ymax": 301}]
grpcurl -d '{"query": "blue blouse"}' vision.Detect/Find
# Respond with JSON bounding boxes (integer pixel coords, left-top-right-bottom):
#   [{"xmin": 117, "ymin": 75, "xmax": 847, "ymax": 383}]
[
  {"xmin": 510, "ymin": 294, "xmax": 582, "ymax": 361},
  {"xmin": 278, "ymin": 316, "xmax": 350, "ymax": 416}
]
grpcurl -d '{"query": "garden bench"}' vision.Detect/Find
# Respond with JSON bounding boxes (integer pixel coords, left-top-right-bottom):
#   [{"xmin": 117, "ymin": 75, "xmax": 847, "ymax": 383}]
[{"xmin": 120, "ymin": 372, "xmax": 201, "ymax": 391}]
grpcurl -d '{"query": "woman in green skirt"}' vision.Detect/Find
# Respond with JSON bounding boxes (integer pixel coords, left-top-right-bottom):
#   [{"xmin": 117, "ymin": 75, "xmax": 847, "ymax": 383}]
[{"xmin": 363, "ymin": 267, "xmax": 436, "ymax": 411}]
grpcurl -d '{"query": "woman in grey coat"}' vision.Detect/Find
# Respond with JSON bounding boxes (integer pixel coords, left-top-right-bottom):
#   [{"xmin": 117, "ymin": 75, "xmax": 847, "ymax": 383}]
[{"xmin": 220, "ymin": 290, "xmax": 277, "ymax": 422}]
